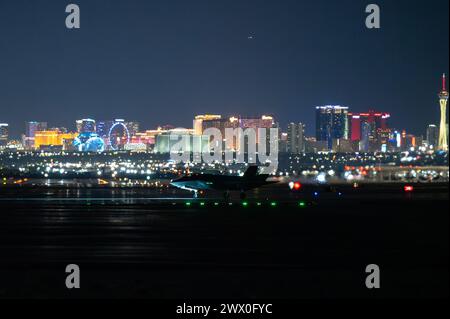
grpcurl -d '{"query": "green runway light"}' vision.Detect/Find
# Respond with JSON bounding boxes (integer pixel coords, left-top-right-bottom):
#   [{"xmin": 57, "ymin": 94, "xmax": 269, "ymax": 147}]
[
  {"xmin": 185, "ymin": 202, "xmax": 192, "ymax": 207},
  {"xmin": 200, "ymin": 202, "xmax": 206, "ymax": 206},
  {"xmin": 214, "ymin": 202, "xmax": 219, "ymax": 206},
  {"xmin": 270, "ymin": 202, "xmax": 277, "ymax": 207},
  {"xmin": 256, "ymin": 202, "xmax": 262, "ymax": 206},
  {"xmin": 299, "ymin": 201, "xmax": 306, "ymax": 208},
  {"xmin": 242, "ymin": 201, "xmax": 249, "ymax": 207}
]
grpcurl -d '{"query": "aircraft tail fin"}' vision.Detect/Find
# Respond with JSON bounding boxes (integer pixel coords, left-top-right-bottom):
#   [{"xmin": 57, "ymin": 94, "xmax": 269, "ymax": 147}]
[{"xmin": 244, "ymin": 166, "xmax": 259, "ymax": 178}]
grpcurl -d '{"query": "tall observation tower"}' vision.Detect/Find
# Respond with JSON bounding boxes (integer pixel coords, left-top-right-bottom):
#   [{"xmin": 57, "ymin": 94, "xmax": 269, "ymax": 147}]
[{"xmin": 438, "ymin": 73, "xmax": 449, "ymax": 151}]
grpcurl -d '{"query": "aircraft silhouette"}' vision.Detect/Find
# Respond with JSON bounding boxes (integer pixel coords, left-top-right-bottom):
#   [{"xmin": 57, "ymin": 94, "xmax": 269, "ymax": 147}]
[{"xmin": 170, "ymin": 166, "xmax": 277, "ymax": 199}]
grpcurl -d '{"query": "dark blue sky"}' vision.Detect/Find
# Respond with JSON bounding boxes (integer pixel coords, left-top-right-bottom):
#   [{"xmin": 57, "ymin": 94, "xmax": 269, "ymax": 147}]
[{"xmin": 0, "ymin": 0, "xmax": 448, "ymax": 138}]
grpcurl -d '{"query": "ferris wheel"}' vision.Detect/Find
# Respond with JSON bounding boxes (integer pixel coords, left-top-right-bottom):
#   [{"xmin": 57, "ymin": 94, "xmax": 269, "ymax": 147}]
[{"xmin": 108, "ymin": 121, "xmax": 130, "ymax": 150}]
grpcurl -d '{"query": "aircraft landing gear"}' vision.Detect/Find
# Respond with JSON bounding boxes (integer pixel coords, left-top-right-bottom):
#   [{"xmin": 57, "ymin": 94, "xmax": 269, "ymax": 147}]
[{"xmin": 193, "ymin": 191, "xmax": 198, "ymax": 198}]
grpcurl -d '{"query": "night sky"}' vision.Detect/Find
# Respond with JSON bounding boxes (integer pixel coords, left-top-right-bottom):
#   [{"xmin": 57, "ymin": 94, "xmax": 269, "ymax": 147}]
[{"xmin": 0, "ymin": 0, "xmax": 448, "ymax": 138}]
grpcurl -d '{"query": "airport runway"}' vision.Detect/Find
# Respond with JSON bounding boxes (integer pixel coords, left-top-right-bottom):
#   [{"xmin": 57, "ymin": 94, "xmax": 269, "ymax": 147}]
[{"xmin": 0, "ymin": 184, "xmax": 448, "ymax": 299}]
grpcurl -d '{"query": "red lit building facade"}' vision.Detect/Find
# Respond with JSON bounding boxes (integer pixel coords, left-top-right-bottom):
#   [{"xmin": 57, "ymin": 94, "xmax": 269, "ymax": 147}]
[
  {"xmin": 348, "ymin": 111, "xmax": 390, "ymax": 141},
  {"xmin": 348, "ymin": 110, "xmax": 391, "ymax": 151}
]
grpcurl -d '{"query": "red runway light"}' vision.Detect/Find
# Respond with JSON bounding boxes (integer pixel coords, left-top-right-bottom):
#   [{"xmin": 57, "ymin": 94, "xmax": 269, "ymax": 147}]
[
  {"xmin": 293, "ymin": 182, "xmax": 302, "ymax": 190},
  {"xmin": 404, "ymin": 185, "xmax": 414, "ymax": 192}
]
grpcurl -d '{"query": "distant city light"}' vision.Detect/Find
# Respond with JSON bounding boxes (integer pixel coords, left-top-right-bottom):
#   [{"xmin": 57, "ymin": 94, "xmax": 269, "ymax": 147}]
[{"xmin": 317, "ymin": 173, "xmax": 326, "ymax": 183}]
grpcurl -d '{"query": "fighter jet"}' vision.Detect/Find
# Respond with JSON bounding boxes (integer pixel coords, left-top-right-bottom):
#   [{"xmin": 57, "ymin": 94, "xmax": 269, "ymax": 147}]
[{"xmin": 170, "ymin": 166, "xmax": 277, "ymax": 199}]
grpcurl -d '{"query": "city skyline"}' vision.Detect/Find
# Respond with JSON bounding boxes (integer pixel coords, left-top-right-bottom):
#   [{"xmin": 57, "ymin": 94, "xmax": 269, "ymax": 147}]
[
  {"xmin": 0, "ymin": 96, "xmax": 446, "ymax": 141},
  {"xmin": 1, "ymin": 71, "xmax": 449, "ymax": 139},
  {"xmin": 0, "ymin": 105, "xmax": 443, "ymax": 154},
  {"xmin": 0, "ymin": 0, "xmax": 448, "ymax": 138}
]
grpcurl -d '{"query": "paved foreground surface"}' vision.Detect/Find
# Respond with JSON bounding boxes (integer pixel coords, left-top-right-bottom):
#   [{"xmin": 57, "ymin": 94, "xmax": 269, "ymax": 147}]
[{"xmin": 0, "ymin": 184, "xmax": 448, "ymax": 299}]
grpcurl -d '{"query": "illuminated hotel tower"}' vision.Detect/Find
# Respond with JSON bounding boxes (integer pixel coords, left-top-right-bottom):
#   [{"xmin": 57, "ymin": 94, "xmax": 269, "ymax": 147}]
[{"xmin": 438, "ymin": 73, "xmax": 449, "ymax": 151}]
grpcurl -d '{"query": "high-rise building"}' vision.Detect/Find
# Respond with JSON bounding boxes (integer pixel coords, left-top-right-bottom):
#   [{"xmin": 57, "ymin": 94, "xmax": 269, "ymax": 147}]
[
  {"xmin": 96, "ymin": 120, "xmax": 114, "ymax": 138},
  {"xmin": 438, "ymin": 73, "xmax": 448, "ymax": 151},
  {"xmin": 279, "ymin": 132, "xmax": 288, "ymax": 153},
  {"xmin": 404, "ymin": 133, "xmax": 417, "ymax": 150},
  {"xmin": 287, "ymin": 123, "xmax": 305, "ymax": 154},
  {"xmin": 377, "ymin": 128, "xmax": 392, "ymax": 151},
  {"xmin": 315, "ymin": 106, "xmax": 349, "ymax": 149},
  {"xmin": 0, "ymin": 123, "xmax": 9, "ymax": 146},
  {"xmin": 348, "ymin": 110, "xmax": 391, "ymax": 151},
  {"xmin": 201, "ymin": 117, "xmax": 235, "ymax": 138},
  {"xmin": 391, "ymin": 130, "xmax": 402, "ymax": 151},
  {"xmin": 426, "ymin": 124, "xmax": 439, "ymax": 148},
  {"xmin": 76, "ymin": 120, "xmax": 82, "ymax": 133},
  {"xmin": 200, "ymin": 115, "xmax": 276, "ymax": 152},
  {"xmin": 348, "ymin": 111, "xmax": 390, "ymax": 141},
  {"xmin": 398, "ymin": 130, "xmax": 417, "ymax": 151},
  {"xmin": 26, "ymin": 121, "xmax": 47, "ymax": 138},
  {"xmin": 76, "ymin": 119, "xmax": 96, "ymax": 134},
  {"xmin": 239, "ymin": 115, "xmax": 276, "ymax": 149},
  {"xmin": 349, "ymin": 115, "xmax": 361, "ymax": 141},
  {"xmin": 193, "ymin": 115, "xmax": 222, "ymax": 135},
  {"xmin": 359, "ymin": 122, "xmax": 371, "ymax": 152},
  {"xmin": 23, "ymin": 121, "xmax": 47, "ymax": 149},
  {"xmin": 154, "ymin": 128, "xmax": 196, "ymax": 154},
  {"xmin": 125, "ymin": 121, "xmax": 140, "ymax": 136}
]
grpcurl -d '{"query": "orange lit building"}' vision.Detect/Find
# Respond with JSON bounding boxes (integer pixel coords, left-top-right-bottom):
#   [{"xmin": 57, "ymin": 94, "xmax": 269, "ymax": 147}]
[{"xmin": 34, "ymin": 130, "xmax": 78, "ymax": 149}]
